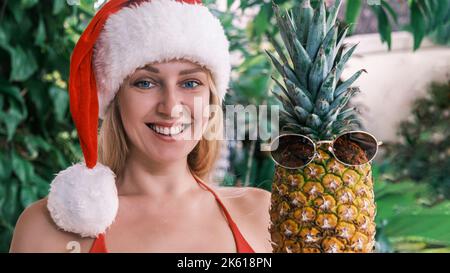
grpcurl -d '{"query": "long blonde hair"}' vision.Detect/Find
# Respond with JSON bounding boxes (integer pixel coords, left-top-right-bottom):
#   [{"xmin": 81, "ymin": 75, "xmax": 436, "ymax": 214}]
[{"xmin": 98, "ymin": 70, "xmax": 223, "ymax": 181}]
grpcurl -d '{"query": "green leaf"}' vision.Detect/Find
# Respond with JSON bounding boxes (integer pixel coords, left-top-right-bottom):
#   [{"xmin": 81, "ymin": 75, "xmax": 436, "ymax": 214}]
[
  {"xmin": 0, "ymin": 25, "xmax": 10, "ymax": 48},
  {"xmin": 306, "ymin": 113, "xmax": 322, "ymax": 130},
  {"xmin": 227, "ymin": 0, "xmax": 234, "ymax": 10},
  {"xmin": 34, "ymin": 17, "xmax": 47, "ymax": 46},
  {"xmin": 372, "ymin": 4, "xmax": 392, "ymax": 50},
  {"xmin": 381, "ymin": 0, "xmax": 398, "ymax": 24},
  {"xmin": 306, "ymin": 0, "xmax": 326, "ymax": 59},
  {"xmin": 308, "ymin": 47, "xmax": 327, "ymax": 99},
  {"xmin": 410, "ymin": 0, "xmax": 426, "ymax": 50},
  {"xmin": 384, "ymin": 213, "xmax": 450, "ymax": 245},
  {"xmin": 20, "ymin": 186, "xmax": 38, "ymax": 208},
  {"xmin": 8, "ymin": 0, "xmax": 25, "ymax": 23},
  {"xmin": 21, "ymin": 0, "xmax": 39, "ymax": 9},
  {"xmin": 266, "ymin": 33, "xmax": 288, "ymax": 65},
  {"xmin": 326, "ymin": 0, "xmax": 343, "ymax": 31},
  {"xmin": 11, "ymin": 150, "xmax": 34, "ymax": 184},
  {"xmin": 2, "ymin": 106, "xmax": 22, "ymax": 141},
  {"xmin": 49, "ymin": 86, "xmax": 69, "ymax": 122},
  {"xmin": 252, "ymin": 4, "xmax": 270, "ymax": 38},
  {"xmin": 345, "ymin": 0, "xmax": 362, "ymax": 34},
  {"xmin": 53, "ymin": 0, "xmax": 66, "ymax": 15},
  {"xmin": 294, "ymin": 0, "xmax": 313, "ymax": 46},
  {"xmin": 292, "ymin": 38, "xmax": 311, "ymax": 88},
  {"xmin": 0, "ymin": 81, "xmax": 26, "ymax": 108},
  {"xmin": 322, "ymin": 24, "xmax": 337, "ymax": 74},
  {"xmin": 8, "ymin": 46, "xmax": 38, "ymax": 82},
  {"xmin": 3, "ymin": 179, "xmax": 19, "ymax": 223},
  {"xmin": 265, "ymin": 49, "xmax": 284, "ymax": 77},
  {"xmin": 0, "ymin": 152, "xmax": 13, "ymax": 180},
  {"xmin": 317, "ymin": 67, "xmax": 336, "ymax": 103},
  {"xmin": 335, "ymin": 43, "xmax": 358, "ymax": 80},
  {"xmin": 23, "ymin": 135, "xmax": 52, "ymax": 157},
  {"xmin": 334, "ymin": 69, "xmax": 366, "ymax": 98}
]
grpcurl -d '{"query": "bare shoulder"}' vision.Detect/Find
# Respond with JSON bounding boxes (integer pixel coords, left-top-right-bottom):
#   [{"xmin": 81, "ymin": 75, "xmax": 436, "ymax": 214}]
[
  {"xmin": 216, "ymin": 186, "xmax": 272, "ymax": 253},
  {"xmin": 216, "ymin": 186, "xmax": 271, "ymax": 211},
  {"xmin": 9, "ymin": 197, "xmax": 92, "ymax": 253}
]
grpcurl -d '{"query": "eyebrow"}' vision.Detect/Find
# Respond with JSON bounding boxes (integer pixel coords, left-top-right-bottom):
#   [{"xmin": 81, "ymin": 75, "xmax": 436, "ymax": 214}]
[{"xmin": 139, "ymin": 65, "xmax": 205, "ymax": 75}]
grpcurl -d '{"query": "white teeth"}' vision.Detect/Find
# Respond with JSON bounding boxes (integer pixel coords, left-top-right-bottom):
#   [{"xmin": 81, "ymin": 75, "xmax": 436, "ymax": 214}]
[
  {"xmin": 148, "ymin": 124, "xmax": 187, "ymax": 136},
  {"xmin": 170, "ymin": 126, "xmax": 180, "ymax": 135}
]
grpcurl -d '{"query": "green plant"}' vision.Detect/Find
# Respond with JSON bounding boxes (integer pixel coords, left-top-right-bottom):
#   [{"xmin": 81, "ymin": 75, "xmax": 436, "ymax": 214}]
[
  {"xmin": 344, "ymin": 0, "xmax": 450, "ymax": 50},
  {"xmin": 381, "ymin": 81, "xmax": 450, "ymax": 201},
  {"xmin": 0, "ymin": 0, "xmax": 98, "ymax": 252},
  {"xmin": 373, "ymin": 164, "xmax": 450, "ymax": 253}
]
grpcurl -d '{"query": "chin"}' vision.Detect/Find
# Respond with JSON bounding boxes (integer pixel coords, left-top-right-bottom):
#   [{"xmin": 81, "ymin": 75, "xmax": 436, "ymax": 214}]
[{"xmin": 146, "ymin": 145, "xmax": 193, "ymax": 163}]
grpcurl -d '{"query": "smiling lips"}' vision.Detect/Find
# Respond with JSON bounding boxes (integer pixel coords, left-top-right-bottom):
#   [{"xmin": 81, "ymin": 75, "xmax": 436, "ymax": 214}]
[{"xmin": 146, "ymin": 122, "xmax": 191, "ymax": 137}]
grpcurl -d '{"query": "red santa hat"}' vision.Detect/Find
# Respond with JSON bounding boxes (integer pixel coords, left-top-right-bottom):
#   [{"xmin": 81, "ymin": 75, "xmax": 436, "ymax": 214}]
[{"xmin": 47, "ymin": 0, "xmax": 231, "ymax": 237}]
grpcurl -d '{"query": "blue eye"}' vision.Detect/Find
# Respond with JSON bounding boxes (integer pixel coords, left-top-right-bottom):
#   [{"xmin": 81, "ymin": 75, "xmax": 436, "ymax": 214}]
[
  {"xmin": 182, "ymin": 80, "xmax": 200, "ymax": 89},
  {"xmin": 134, "ymin": 80, "xmax": 155, "ymax": 89}
]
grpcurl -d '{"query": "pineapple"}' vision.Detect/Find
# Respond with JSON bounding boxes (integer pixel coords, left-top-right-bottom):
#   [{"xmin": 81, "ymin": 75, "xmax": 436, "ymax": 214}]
[{"xmin": 266, "ymin": 0, "xmax": 376, "ymax": 253}]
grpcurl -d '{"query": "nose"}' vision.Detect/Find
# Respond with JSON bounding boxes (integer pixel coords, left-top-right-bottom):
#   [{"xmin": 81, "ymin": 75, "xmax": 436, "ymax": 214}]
[{"xmin": 156, "ymin": 84, "xmax": 183, "ymax": 119}]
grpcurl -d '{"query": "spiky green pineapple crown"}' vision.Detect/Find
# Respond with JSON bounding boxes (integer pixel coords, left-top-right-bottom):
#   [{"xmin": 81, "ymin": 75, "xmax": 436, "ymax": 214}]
[{"xmin": 266, "ymin": 0, "xmax": 366, "ymax": 141}]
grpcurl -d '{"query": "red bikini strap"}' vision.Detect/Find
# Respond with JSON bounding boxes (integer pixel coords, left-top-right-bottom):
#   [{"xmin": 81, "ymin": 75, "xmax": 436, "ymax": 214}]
[{"xmin": 192, "ymin": 174, "xmax": 254, "ymax": 252}]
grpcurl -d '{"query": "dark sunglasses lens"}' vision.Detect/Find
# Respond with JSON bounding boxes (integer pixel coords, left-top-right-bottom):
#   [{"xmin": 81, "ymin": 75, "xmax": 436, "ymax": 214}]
[
  {"xmin": 333, "ymin": 132, "xmax": 378, "ymax": 165},
  {"xmin": 270, "ymin": 135, "xmax": 315, "ymax": 168}
]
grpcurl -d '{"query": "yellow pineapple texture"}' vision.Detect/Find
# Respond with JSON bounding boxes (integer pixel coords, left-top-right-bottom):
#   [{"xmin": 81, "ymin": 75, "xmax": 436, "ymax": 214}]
[{"xmin": 269, "ymin": 146, "xmax": 376, "ymax": 253}]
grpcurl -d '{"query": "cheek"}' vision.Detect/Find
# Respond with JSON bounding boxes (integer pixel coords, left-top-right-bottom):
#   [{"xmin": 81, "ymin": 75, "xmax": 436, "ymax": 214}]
[
  {"xmin": 117, "ymin": 88, "xmax": 157, "ymax": 143},
  {"xmin": 184, "ymin": 92, "xmax": 211, "ymax": 136},
  {"xmin": 119, "ymin": 90, "xmax": 155, "ymax": 120}
]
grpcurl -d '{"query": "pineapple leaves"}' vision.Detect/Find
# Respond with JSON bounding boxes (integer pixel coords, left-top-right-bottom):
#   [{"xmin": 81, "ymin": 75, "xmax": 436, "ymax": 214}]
[
  {"xmin": 335, "ymin": 43, "xmax": 358, "ymax": 80},
  {"xmin": 285, "ymin": 78, "xmax": 313, "ymax": 111},
  {"xmin": 266, "ymin": 34, "xmax": 289, "ymax": 65},
  {"xmin": 265, "ymin": 49, "xmax": 284, "ymax": 76},
  {"xmin": 267, "ymin": 0, "xmax": 366, "ymax": 139},
  {"xmin": 306, "ymin": 0, "xmax": 326, "ymax": 60},
  {"xmin": 309, "ymin": 47, "xmax": 327, "ymax": 100},
  {"xmin": 329, "ymin": 86, "xmax": 361, "ymax": 113},
  {"xmin": 306, "ymin": 113, "xmax": 322, "ymax": 130},
  {"xmin": 293, "ymin": 0, "xmax": 313, "ymax": 47},
  {"xmin": 280, "ymin": 109, "xmax": 298, "ymax": 124},
  {"xmin": 335, "ymin": 25, "xmax": 350, "ymax": 60},
  {"xmin": 334, "ymin": 69, "xmax": 366, "ymax": 98},
  {"xmin": 337, "ymin": 107, "xmax": 357, "ymax": 121},
  {"xmin": 273, "ymin": 3, "xmax": 296, "ymax": 63},
  {"xmin": 317, "ymin": 67, "xmax": 336, "ymax": 104},
  {"xmin": 322, "ymin": 23, "xmax": 338, "ymax": 74},
  {"xmin": 326, "ymin": 0, "xmax": 342, "ymax": 32},
  {"xmin": 282, "ymin": 123, "xmax": 316, "ymax": 135},
  {"xmin": 294, "ymin": 106, "xmax": 309, "ymax": 122},
  {"xmin": 292, "ymin": 38, "xmax": 311, "ymax": 88},
  {"xmin": 271, "ymin": 90, "xmax": 296, "ymax": 115},
  {"xmin": 314, "ymin": 99, "xmax": 330, "ymax": 117}
]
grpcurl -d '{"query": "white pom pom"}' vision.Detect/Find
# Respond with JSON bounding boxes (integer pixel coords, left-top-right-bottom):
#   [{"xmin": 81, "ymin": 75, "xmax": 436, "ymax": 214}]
[{"xmin": 47, "ymin": 162, "xmax": 119, "ymax": 238}]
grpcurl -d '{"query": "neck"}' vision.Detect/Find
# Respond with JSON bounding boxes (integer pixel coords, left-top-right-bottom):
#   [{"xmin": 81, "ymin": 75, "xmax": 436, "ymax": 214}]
[{"xmin": 116, "ymin": 146, "xmax": 200, "ymax": 200}]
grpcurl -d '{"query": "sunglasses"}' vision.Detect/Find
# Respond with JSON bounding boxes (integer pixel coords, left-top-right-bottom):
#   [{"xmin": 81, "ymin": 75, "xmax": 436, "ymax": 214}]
[{"xmin": 269, "ymin": 131, "xmax": 383, "ymax": 169}]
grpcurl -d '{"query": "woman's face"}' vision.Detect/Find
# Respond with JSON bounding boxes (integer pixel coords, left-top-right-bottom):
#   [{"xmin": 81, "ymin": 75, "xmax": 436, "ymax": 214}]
[{"xmin": 117, "ymin": 59, "xmax": 211, "ymax": 164}]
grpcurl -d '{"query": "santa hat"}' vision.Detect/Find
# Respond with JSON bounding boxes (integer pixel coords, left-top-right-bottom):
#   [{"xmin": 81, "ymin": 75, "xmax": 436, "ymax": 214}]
[{"xmin": 47, "ymin": 0, "xmax": 231, "ymax": 238}]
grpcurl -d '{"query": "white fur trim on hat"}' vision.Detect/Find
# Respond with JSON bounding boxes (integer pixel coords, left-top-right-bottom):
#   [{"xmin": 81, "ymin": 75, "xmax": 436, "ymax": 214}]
[
  {"xmin": 93, "ymin": 0, "xmax": 231, "ymax": 119},
  {"xmin": 47, "ymin": 162, "xmax": 119, "ymax": 238}
]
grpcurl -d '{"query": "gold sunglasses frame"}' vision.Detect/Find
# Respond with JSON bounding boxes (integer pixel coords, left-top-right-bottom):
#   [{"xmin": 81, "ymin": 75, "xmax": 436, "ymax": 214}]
[{"xmin": 269, "ymin": 130, "xmax": 383, "ymax": 169}]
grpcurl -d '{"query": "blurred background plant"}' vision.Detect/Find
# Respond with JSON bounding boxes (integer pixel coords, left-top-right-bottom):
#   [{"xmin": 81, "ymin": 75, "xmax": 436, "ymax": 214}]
[
  {"xmin": 381, "ymin": 81, "xmax": 449, "ymax": 202},
  {"xmin": 0, "ymin": 0, "xmax": 448, "ymax": 252},
  {"xmin": 373, "ymin": 81, "xmax": 450, "ymax": 253},
  {"xmin": 0, "ymin": 0, "xmax": 99, "ymax": 251}
]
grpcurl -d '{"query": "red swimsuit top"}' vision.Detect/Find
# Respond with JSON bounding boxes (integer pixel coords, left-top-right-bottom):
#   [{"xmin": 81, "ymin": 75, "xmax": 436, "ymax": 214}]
[{"xmin": 89, "ymin": 175, "xmax": 255, "ymax": 253}]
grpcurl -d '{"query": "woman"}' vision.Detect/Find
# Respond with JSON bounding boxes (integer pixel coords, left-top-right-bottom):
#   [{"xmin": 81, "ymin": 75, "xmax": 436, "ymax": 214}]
[{"xmin": 9, "ymin": 0, "xmax": 271, "ymax": 253}]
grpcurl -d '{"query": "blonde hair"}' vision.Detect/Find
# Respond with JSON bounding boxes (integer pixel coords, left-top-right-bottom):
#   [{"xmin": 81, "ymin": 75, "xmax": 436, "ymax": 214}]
[{"xmin": 98, "ymin": 69, "xmax": 223, "ymax": 181}]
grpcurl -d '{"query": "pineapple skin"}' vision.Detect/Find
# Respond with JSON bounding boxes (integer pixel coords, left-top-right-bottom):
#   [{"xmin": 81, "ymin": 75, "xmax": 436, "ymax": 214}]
[{"xmin": 269, "ymin": 145, "xmax": 376, "ymax": 253}]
